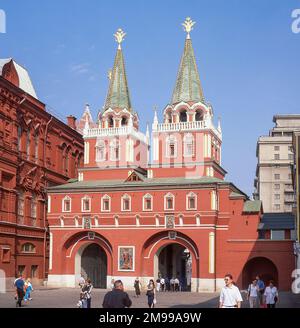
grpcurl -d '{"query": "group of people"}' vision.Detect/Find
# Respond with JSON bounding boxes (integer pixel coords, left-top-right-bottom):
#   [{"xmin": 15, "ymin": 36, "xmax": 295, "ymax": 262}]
[
  {"xmin": 154, "ymin": 277, "xmax": 184, "ymax": 292},
  {"xmin": 14, "ymin": 275, "xmax": 33, "ymax": 307},
  {"xmin": 77, "ymin": 276, "xmax": 93, "ymax": 308},
  {"xmin": 246, "ymin": 275, "xmax": 279, "ymax": 308},
  {"xmin": 219, "ymin": 273, "xmax": 279, "ymax": 308}
]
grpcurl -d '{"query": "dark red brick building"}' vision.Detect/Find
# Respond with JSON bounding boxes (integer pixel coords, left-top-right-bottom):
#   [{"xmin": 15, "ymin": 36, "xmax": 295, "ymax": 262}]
[{"xmin": 0, "ymin": 58, "xmax": 84, "ymax": 287}]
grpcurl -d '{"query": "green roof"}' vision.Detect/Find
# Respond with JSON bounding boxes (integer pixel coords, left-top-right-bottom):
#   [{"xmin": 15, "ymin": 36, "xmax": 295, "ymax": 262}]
[
  {"xmin": 104, "ymin": 46, "xmax": 131, "ymax": 111},
  {"xmin": 229, "ymin": 191, "xmax": 245, "ymax": 199},
  {"xmin": 243, "ymin": 200, "xmax": 262, "ymax": 213},
  {"xmin": 48, "ymin": 176, "xmax": 225, "ymax": 192},
  {"xmin": 171, "ymin": 38, "xmax": 204, "ymax": 104}
]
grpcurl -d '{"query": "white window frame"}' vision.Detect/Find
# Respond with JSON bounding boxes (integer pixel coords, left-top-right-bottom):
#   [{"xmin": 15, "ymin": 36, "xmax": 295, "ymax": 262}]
[
  {"xmin": 183, "ymin": 133, "xmax": 194, "ymax": 157},
  {"xmin": 165, "ymin": 135, "xmax": 177, "ymax": 158},
  {"xmin": 95, "ymin": 140, "xmax": 106, "ymax": 162},
  {"xmin": 47, "ymin": 195, "xmax": 51, "ymax": 213},
  {"xmin": 101, "ymin": 194, "xmax": 111, "ymax": 212},
  {"xmin": 186, "ymin": 192, "xmax": 197, "ymax": 210},
  {"xmin": 164, "ymin": 192, "xmax": 175, "ymax": 211},
  {"xmin": 62, "ymin": 195, "xmax": 72, "ymax": 212},
  {"xmin": 143, "ymin": 193, "xmax": 153, "ymax": 211},
  {"xmin": 81, "ymin": 195, "xmax": 91, "ymax": 212},
  {"xmin": 110, "ymin": 139, "xmax": 120, "ymax": 161},
  {"xmin": 121, "ymin": 194, "xmax": 131, "ymax": 212}
]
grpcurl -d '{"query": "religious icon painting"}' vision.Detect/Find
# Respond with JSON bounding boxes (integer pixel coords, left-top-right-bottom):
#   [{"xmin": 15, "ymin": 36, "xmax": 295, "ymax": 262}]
[{"xmin": 118, "ymin": 246, "xmax": 135, "ymax": 271}]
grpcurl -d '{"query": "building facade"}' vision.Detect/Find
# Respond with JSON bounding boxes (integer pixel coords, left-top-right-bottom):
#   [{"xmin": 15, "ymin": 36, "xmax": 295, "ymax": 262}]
[
  {"xmin": 47, "ymin": 20, "xmax": 295, "ymax": 292},
  {"xmin": 0, "ymin": 58, "xmax": 84, "ymax": 286},
  {"xmin": 254, "ymin": 115, "xmax": 300, "ymax": 212}
]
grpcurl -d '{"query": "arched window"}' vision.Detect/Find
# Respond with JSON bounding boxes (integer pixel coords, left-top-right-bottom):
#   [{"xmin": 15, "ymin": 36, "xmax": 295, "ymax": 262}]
[
  {"xmin": 22, "ymin": 243, "xmax": 36, "ymax": 253},
  {"xmin": 143, "ymin": 193, "xmax": 153, "ymax": 211},
  {"xmin": 121, "ymin": 194, "xmax": 131, "ymax": 211},
  {"xmin": 96, "ymin": 140, "xmax": 105, "ymax": 161},
  {"xmin": 110, "ymin": 139, "xmax": 120, "ymax": 161},
  {"xmin": 34, "ymin": 130, "xmax": 39, "ymax": 163},
  {"xmin": 31, "ymin": 193, "xmax": 37, "ymax": 219},
  {"xmin": 17, "ymin": 191, "xmax": 24, "ymax": 223},
  {"xmin": 183, "ymin": 133, "xmax": 194, "ymax": 157},
  {"xmin": 62, "ymin": 196, "xmax": 71, "ymax": 212},
  {"xmin": 26, "ymin": 129, "xmax": 31, "ymax": 160},
  {"xmin": 108, "ymin": 116, "xmax": 114, "ymax": 128},
  {"xmin": 166, "ymin": 135, "xmax": 177, "ymax": 157},
  {"xmin": 81, "ymin": 195, "xmax": 91, "ymax": 212},
  {"xmin": 164, "ymin": 192, "xmax": 175, "ymax": 210},
  {"xmin": 165, "ymin": 112, "xmax": 172, "ymax": 123},
  {"xmin": 186, "ymin": 192, "xmax": 197, "ymax": 210},
  {"xmin": 179, "ymin": 110, "xmax": 187, "ymax": 122},
  {"xmin": 101, "ymin": 194, "xmax": 111, "ymax": 212},
  {"xmin": 195, "ymin": 110, "xmax": 203, "ymax": 121},
  {"xmin": 121, "ymin": 116, "xmax": 127, "ymax": 126}
]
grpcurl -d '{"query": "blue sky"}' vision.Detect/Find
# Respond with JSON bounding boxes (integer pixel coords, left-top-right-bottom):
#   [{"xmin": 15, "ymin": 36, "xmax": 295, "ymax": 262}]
[{"xmin": 1, "ymin": 0, "xmax": 300, "ymax": 196}]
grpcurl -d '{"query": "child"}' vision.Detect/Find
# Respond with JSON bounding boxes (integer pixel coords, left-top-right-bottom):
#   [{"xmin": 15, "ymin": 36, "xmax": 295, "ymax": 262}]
[
  {"xmin": 77, "ymin": 292, "xmax": 87, "ymax": 308},
  {"xmin": 24, "ymin": 278, "xmax": 33, "ymax": 302}
]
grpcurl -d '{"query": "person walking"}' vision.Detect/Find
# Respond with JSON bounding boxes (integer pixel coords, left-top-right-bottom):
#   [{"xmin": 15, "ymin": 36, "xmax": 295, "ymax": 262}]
[
  {"xmin": 15, "ymin": 276, "xmax": 25, "ymax": 307},
  {"xmin": 82, "ymin": 279, "xmax": 93, "ymax": 308},
  {"xmin": 256, "ymin": 275, "xmax": 265, "ymax": 306},
  {"xmin": 102, "ymin": 280, "xmax": 132, "ymax": 308},
  {"xmin": 170, "ymin": 277, "xmax": 175, "ymax": 292},
  {"xmin": 134, "ymin": 277, "xmax": 141, "ymax": 298},
  {"xmin": 156, "ymin": 278, "xmax": 161, "ymax": 292},
  {"xmin": 146, "ymin": 279, "xmax": 156, "ymax": 308},
  {"xmin": 160, "ymin": 277, "xmax": 165, "ymax": 292},
  {"xmin": 78, "ymin": 275, "xmax": 85, "ymax": 289},
  {"xmin": 219, "ymin": 274, "xmax": 243, "ymax": 308},
  {"xmin": 24, "ymin": 278, "xmax": 33, "ymax": 302},
  {"xmin": 174, "ymin": 277, "xmax": 180, "ymax": 292},
  {"xmin": 247, "ymin": 278, "xmax": 259, "ymax": 308},
  {"xmin": 264, "ymin": 280, "xmax": 279, "ymax": 308}
]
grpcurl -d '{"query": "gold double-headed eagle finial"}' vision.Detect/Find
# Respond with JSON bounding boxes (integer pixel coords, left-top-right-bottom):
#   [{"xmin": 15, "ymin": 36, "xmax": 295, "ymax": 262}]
[
  {"xmin": 114, "ymin": 28, "xmax": 126, "ymax": 49},
  {"xmin": 182, "ymin": 17, "xmax": 196, "ymax": 39}
]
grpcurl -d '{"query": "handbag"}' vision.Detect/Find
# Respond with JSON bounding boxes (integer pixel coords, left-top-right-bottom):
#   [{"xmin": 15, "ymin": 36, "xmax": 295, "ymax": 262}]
[{"xmin": 153, "ymin": 298, "xmax": 157, "ymax": 305}]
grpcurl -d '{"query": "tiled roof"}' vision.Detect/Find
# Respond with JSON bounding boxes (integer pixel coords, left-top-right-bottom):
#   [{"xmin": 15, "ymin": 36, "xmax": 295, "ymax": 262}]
[
  {"xmin": 48, "ymin": 176, "xmax": 226, "ymax": 191},
  {"xmin": 258, "ymin": 212, "xmax": 295, "ymax": 230},
  {"xmin": 243, "ymin": 200, "xmax": 262, "ymax": 213}
]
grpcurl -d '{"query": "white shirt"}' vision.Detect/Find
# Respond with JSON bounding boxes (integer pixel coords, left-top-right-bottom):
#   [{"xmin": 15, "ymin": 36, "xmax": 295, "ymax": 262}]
[
  {"xmin": 264, "ymin": 286, "xmax": 278, "ymax": 304},
  {"xmin": 160, "ymin": 278, "xmax": 165, "ymax": 284},
  {"xmin": 248, "ymin": 284, "xmax": 259, "ymax": 297},
  {"xmin": 220, "ymin": 285, "xmax": 243, "ymax": 307}
]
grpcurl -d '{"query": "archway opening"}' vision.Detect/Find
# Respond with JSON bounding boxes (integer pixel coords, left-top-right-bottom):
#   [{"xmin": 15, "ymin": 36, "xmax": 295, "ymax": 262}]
[
  {"xmin": 179, "ymin": 110, "xmax": 187, "ymax": 122},
  {"xmin": 242, "ymin": 257, "xmax": 278, "ymax": 289},
  {"xmin": 195, "ymin": 110, "xmax": 203, "ymax": 121},
  {"xmin": 80, "ymin": 243, "xmax": 107, "ymax": 288},
  {"xmin": 154, "ymin": 243, "xmax": 192, "ymax": 291}
]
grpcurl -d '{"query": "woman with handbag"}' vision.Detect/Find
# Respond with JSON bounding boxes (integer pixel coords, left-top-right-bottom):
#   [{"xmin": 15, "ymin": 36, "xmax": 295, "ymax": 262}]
[
  {"xmin": 264, "ymin": 280, "xmax": 279, "ymax": 308},
  {"xmin": 146, "ymin": 279, "xmax": 156, "ymax": 308}
]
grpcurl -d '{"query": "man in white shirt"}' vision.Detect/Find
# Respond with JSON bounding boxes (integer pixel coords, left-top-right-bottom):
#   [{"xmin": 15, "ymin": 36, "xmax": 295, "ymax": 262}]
[
  {"xmin": 264, "ymin": 280, "xmax": 279, "ymax": 308},
  {"xmin": 219, "ymin": 274, "xmax": 243, "ymax": 308}
]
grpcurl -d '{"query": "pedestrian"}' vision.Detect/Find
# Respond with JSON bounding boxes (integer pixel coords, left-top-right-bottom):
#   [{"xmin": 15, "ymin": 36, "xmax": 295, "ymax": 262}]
[
  {"xmin": 15, "ymin": 275, "xmax": 25, "ymax": 307},
  {"xmin": 170, "ymin": 277, "xmax": 175, "ymax": 292},
  {"xmin": 156, "ymin": 278, "xmax": 161, "ymax": 292},
  {"xmin": 256, "ymin": 275, "xmax": 265, "ymax": 306},
  {"xmin": 102, "ymin": 280, "xmax": 132, "ymax": 308},
  {"xmin": 82, "ymin": 278, "xmax": 93, "ymax": 308},
  {"xmin": 174, "ymin": 277, "xmax": 180, "ymax": 292},
  {"xmin": 247, "ymin": 278, "xmax": 259, "ymax": 308},
  {"xmin": 13, "ymin": 275, "xmax": 22, "ymax": 300},
  {"xmin": 146, "ymin": 279, "xmax": 156, "ymax": 308},
  {"xmin": 110, "ymin": 278, "xmax": 115, "ymax": 290},
  {"xmin": 219, "ymin": 274, "xmax": 243, "ymax": 308},
  {"xmin": 78, "ymin": 275, "xmax": 85, "ymax": 289},
  {"xmin": 134, "ymin": 277, "xmax": 141, "ymax": 298},
  {"xmin": 77, "ymin": 292, "xmax": 87, "ymax": 308},
  {"xmin": 24, "ymin": 278, "xmax": 33, "ymax": 302},
  {"xmin": 165, "ymin": 277, "xmax": 170, "ymax": 291},
  {"xmin": 160, "ymin": 277, "xmax": 165, "ymax": 292},
  {"xmin": 264, "ymin": 280, "xmax": 279, "ymax": 308}
]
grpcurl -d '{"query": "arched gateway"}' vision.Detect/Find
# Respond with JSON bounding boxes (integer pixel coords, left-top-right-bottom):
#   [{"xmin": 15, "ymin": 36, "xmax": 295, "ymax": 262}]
[{"xmin": 81, "ymin": 244, "xmax": 107, "ymax": 288}]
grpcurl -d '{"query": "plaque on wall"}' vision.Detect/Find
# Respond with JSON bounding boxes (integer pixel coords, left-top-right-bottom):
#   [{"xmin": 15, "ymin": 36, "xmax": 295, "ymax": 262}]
[
  {"xmin": 83, "ymin": 217, "xmax": 91, "ymax": 229},
  {"xmin": 168, "ymin": 231, "xmax": 177, "ymax": 240},
  {"xmin": 87, "ymin": 232, "xmax": 95, "ymax": 240}
]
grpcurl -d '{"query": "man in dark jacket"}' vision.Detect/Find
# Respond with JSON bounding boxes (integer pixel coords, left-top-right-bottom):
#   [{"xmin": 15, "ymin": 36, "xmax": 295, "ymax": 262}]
[{"xmin": 103, "ymin": 280, "xmax": 132, "ymax": 308}]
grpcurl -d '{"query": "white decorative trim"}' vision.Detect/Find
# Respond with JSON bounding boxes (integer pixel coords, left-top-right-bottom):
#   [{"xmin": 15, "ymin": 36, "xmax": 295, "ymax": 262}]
[
  {"xmin": 81, "ymin": 195, "xmax": 91, "ymax": 212},
  {"xmin": 186, "ymin": 192, "xmax": 197, "ymax": 210},
  {"xmin": 209, "ymin": 232, "xmax": 215, "ymax": 274},
  {"xmin": 164, "ymin": 192, "xmax": 175, "ymax": 211},
  {"xmin": 121, "ymin": 194, "xmax": 131, "ymax": 212},
  {"xmin": 62, "ymin": 195, "xmax": 72, "ymax": 213},
  {"xmin": 49, "ymin": 232, "xmax": 53, "ymax": 270},
  {"xmin": 101, "ymin": 194, "xmax": 111, "ymax": 212},
  {"xmin": 84, "ymin": 141, "xmax": 89, "ymax": 164},
  {"xmin": 47, "ymin": 195, "xmax": 51, "ymax": 213},
  {"xmin": 143, "ymin": 193, "xmax": 153, "ymax": 211}
]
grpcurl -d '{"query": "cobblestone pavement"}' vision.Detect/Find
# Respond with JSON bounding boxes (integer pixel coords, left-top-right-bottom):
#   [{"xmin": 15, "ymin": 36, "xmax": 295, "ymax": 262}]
[{"xmin": 0, "ymin": 288, "xmax": 300, "ymax": 308}]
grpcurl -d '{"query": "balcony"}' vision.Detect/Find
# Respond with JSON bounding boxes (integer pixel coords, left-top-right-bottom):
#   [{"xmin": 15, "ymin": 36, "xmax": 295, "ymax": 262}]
[
  {"xmin": 84, "ymin": 126, "xmax": 148, "ymax": 144},
  {"xmin": 153, "ymin": 120, "xmax": 222, "ymax": 140}
]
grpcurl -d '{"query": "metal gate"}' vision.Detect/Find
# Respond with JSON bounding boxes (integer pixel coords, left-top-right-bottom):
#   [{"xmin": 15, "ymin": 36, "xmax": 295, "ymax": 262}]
[{"xmin": 81, "ymin": 244, "xmax": 107, "ymax": 288}]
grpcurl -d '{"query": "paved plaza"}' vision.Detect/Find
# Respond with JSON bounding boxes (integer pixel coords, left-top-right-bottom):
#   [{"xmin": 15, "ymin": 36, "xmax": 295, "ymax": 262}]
[{"xmin": 0, "ymin": 287, "xmax": 300, "ymax": 308}]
